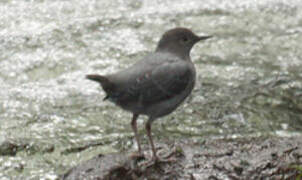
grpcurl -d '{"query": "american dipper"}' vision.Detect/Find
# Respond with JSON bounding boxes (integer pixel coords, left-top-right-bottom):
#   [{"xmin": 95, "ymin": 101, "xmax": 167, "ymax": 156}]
[{"xmin": 86, "ymin": 27, "xmax": 211, "ymax": 161}]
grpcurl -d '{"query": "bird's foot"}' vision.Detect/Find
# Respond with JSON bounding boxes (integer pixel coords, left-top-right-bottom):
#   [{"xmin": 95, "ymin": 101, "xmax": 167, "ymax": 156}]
[
  {"xmin": 129, "ymin": 151, "xmax": 145, "ymax": 161},
  {"xmin": 157, "ymin": 145, "xmax": 179, "ymax": 160},
  {"xmin": 139, "ymin": 146, "xmax": 180, "ymax": 168},
  {"xmin": 140, "ymin": 155, "xmax": 177, "ymax": 169}
]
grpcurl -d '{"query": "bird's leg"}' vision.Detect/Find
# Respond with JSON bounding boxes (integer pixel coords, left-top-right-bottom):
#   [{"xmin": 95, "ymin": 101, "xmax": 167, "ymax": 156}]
[
  {"xmin": 145, "ymin": 119, "xmax": 158, "ymax": 161},
  {"xmin": 131, "ymin": 114, "xmax": 142, "ymax": 154},
  {"xmin": 143, "ymin": 118, "xmax": 177, "ymax": 167}
]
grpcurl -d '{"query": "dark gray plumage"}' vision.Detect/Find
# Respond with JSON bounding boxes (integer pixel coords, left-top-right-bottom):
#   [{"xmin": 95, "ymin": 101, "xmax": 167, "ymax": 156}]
[{"xmin": 86, "ymin": 27, "xmax": 211, "ymax": 161}]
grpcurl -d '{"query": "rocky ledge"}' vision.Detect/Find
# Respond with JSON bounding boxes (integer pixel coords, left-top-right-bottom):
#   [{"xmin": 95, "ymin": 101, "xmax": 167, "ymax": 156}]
[{"xmin": 62, "ymin": 136, "xmax": 302, "ymax": 180}]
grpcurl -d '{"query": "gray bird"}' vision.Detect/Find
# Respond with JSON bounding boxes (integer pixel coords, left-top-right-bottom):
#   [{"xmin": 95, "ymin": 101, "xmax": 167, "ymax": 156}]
[{"xmin": 86, "ymin": 27, "xmax": 211, "ymax": 161}]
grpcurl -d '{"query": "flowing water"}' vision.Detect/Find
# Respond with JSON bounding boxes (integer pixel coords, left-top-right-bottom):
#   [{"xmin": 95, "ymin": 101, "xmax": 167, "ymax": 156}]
[{"xmin": 0, "ymin": 0, "xmax": 301, "ymax": 179}]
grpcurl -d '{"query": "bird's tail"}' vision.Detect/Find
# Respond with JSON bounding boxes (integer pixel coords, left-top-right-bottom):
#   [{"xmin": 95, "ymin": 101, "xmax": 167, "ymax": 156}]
[{"xmin": 86, "ymin": 74, "xmax": 115, "ymax": 100}]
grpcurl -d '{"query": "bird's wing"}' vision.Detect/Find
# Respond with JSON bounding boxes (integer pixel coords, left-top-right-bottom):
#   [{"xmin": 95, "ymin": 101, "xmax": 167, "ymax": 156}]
[{"xmin": 115, "ymin": 60, "xmax": 192, "ymax": 105}]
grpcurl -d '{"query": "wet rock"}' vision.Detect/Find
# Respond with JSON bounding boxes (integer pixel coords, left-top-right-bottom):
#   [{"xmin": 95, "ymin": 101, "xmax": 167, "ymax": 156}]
[
  {"xmin": 62, "ymin": 136, "xmax": 302, "ymax": 180},
  {"xmin": 0, "ymin": 140, "xmax": 28, "ymax": 156},
  {"xmin": 0, "ymin": 139, "xmax": 54, "ymax": 156},
  {"xmin": 62, "ymin": 153, "xmax": 133, "ymax": 180}
]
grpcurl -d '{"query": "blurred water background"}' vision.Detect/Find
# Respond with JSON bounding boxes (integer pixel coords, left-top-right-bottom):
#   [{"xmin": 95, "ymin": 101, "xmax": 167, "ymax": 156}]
[{"xmin": 0, "ymin": 0, "xmax": 301, "ymax": 179}]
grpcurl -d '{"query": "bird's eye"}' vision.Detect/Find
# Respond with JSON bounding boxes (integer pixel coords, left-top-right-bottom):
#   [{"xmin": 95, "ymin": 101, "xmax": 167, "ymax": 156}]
[{"xmin": 181, "ymin": 36, "xmax": 189, "ymax": 43}]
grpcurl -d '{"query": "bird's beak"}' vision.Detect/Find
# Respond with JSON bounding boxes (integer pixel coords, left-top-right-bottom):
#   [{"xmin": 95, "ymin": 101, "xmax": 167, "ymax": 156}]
[{"xmin": 198, "ymin": 35, "xmax": 212, "ymax": 41}]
